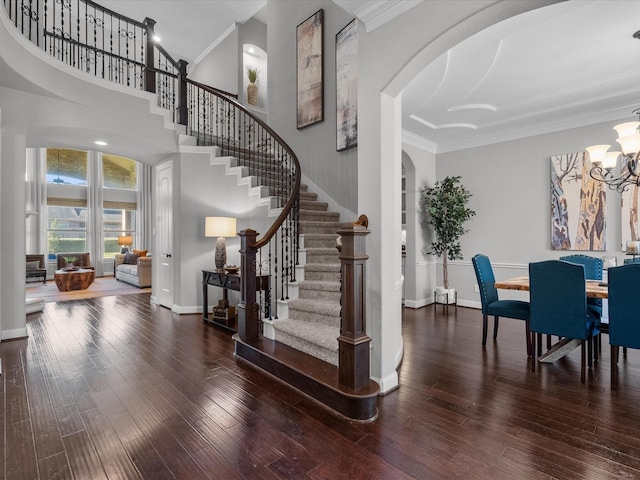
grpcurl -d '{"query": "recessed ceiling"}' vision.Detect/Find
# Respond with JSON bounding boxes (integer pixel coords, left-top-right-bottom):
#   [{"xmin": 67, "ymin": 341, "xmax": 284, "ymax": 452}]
[{"xmin": 402, "ymin": 0, "xmax": 640, "ymax": 153}]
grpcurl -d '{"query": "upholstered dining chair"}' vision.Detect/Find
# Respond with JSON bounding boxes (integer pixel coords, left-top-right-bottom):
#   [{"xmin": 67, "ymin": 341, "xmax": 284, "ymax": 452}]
[
  {"xmin": 559, "ymin": 254, "xmax": 603, "ymax": 317},
  {"xmin": 529, "ymin": 260, "xmax": 600, "ymax": 383},
  {"xmin": 607, "ymin": 263, "xmax": 640, "ymax": 389},
  {"xmin": 559, "ymin": 254, "xmax": 604, "ymax": 355},
  {"xmin": 472, "ymin": 254, "xmax": 531, "ymax": 355}
]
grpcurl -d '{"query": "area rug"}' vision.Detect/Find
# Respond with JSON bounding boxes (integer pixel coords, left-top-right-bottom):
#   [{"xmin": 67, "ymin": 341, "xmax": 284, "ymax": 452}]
[{"xmin": 26, "ymin": 277, "xmax": 151, "ymax": 303}]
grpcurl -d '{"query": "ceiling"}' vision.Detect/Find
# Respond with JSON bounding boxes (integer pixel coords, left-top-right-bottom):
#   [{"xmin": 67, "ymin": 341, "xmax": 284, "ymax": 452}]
[
  {"xmin": 98, "ymin": 1, "xmax": 268, "ymax": 65},
  {"xmin": 92, "ymin": 1, "xmax": 640, "ymax": 156},
  {"xmin": 402, "ymin": 1, "xmax": 640, "ymax": 153}
]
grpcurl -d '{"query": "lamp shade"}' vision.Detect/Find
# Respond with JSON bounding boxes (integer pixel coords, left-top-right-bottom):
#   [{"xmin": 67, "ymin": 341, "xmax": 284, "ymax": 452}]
[
  {"xmin": 613, "ymin": 121, "xmax": 640, "ymax": 138},
  {"xmin": 616, "ymin": 134, "xmax": 640, "ymax": 156},
  {"xmin": 117, "ymin": 235, "xmax": 133, "ymax": 246},
  {"xmin": 205, "ymin": 217, "xmax": 237, "ymax": 238},
  {"xmin": 585, "ymin": 144, "xmax": 610, "ymax": 163}
]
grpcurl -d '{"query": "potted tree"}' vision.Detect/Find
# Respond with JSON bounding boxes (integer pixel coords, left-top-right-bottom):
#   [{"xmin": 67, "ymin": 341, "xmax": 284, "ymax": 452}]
[{"xmin": 420, "ymin": 176, "xmax": 476, "ymax": 304}]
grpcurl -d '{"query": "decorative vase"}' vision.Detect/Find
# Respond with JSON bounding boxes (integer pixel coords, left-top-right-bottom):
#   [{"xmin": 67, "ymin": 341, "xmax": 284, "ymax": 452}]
[{"xmin": 247, "ymin": 82, "xmax": 258, "ymax": 106}]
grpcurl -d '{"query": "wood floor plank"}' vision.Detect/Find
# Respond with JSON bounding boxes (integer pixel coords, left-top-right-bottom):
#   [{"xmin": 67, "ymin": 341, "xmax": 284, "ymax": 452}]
[{"xmin": 8, "ymin": 293, "xmax": 640, "ymax": 478}]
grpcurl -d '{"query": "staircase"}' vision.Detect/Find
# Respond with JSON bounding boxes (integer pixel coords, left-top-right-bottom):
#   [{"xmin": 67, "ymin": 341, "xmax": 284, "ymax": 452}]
[
  {"xmin": 268, "ymin": 185, "xmax": 350, "ymax": 365},
  {"xmin": 3, "ymin": 0, "xmax": 379, "ymax": 421}
]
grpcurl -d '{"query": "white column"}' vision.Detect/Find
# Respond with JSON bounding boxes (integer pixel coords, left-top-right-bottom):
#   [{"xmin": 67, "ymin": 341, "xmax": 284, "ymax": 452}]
[{"xmin": 1, "ymin": 116, "xmax": 28, "ymax": 340}]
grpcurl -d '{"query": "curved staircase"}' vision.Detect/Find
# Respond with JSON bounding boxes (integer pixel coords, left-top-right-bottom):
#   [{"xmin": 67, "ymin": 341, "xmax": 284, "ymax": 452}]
[{"xmin": 268, "ymin": 185, "xmax": 351, "ymax": 365}]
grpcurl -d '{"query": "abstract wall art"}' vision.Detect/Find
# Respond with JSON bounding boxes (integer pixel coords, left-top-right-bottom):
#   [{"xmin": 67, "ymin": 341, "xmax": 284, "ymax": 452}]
[
  {"xmin": 550, "ymin": 151, "xmax": 606, "ymax": 250},
  {"xmin": 296, "ymin": 9, "xmax": 324, "ymax": 130},
  {"xmin": 336, "ymin": 18, "xmax": 357, "ymax": 151}
]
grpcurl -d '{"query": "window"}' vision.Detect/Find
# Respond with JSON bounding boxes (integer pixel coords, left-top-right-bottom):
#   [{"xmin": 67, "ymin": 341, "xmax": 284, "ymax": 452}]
[
  {"xmin": 44, "ymin": 148, "xmax": 141, "ymax": 265},
  {"xmin": 47, "ymin": 148, "xmax": 87, "ymax": 185},
  {"xmin": 47, "ymin": 203, "xmax": 87, "ymax": 254},
  {"xmin": 103, "ymin": 203, "xmax": 136, "ymax": 258},
  {"xmin": 103, "ymin": 154, "xmax": 136, "ymax": 189}
]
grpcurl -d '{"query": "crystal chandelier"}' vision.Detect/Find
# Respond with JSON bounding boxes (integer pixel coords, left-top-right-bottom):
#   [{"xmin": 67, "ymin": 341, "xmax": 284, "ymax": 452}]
[{"xmin": 587, "ymin": 109, "xmax": 640, "ymax": 193}]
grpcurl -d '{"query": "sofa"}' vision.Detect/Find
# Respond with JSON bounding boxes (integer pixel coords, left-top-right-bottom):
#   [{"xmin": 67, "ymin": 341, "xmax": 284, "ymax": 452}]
[{"xmin": 115, "ymin": 252, "xmax": 152, "ymax": 288}]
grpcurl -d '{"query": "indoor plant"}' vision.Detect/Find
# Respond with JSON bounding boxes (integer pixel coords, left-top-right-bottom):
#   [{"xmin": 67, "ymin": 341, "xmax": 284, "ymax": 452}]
[
  {"xmin": 63, "ymin": 255, "xmax": 78, "ymax": 270},
  {"xmin": 246, "ymin": 66, "xmax": 259, "ymax": 106},
  {"xmin": 420, "ymin": 176, "xmax": 476, "ymax": 303}
]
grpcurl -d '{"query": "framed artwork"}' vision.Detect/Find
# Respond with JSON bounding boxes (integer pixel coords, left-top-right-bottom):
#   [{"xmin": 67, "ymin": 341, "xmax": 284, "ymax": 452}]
[
  {"xmin": 621, "ymin": 182, "xmax": 640, "ymax": 250},
  {"xmin": 550, "ymin": 152, "xmax": 606, "ymax": 250},
  {"xmin": 296, "ymin": 9, "xmax": 324, "ymax": 129},
  {"xmin": 336, "ymin": 18, "xmax": 358, "ymax": 151}
]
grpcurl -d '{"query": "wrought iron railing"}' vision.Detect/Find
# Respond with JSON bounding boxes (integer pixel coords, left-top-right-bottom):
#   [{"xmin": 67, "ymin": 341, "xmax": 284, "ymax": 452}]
[{"xmin": 3, "ymin": 0, "xmax": 300, "ymax": 332}]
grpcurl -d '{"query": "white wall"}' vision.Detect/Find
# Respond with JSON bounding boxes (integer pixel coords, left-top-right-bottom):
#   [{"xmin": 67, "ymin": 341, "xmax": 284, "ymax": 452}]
[
  {"xmin": 190, "ymin": 28, "xmax": 239, "ymax": 95},
  {"xmin": 437, "ymin": 119, "xmax": 626, "ymax": 307},
  {"xmin": 172, "ymin": 149, "xmax": 276, "ymax": 313},
  {"xmin": 401, "ymin": 139, "xmax": 437, "ymax": 308},
  {"xmin": 268, "ymin": 1, "xmax": 358, "ymax": 214}
]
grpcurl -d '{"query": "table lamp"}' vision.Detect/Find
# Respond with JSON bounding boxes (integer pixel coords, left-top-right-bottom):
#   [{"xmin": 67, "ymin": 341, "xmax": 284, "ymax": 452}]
[
  {"xmin": 118, "ymin": 235, "xmax": 133, "ymax": 254},
  {"xmin": 205, "ymin": 216, "xmax": 237, "ymax": 271}
]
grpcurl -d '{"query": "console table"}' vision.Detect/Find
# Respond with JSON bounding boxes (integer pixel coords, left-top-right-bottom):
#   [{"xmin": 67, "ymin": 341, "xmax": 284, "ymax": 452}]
[{"xmin": 202, "ymin": 270, "xmax": 270, "ymax": 332}]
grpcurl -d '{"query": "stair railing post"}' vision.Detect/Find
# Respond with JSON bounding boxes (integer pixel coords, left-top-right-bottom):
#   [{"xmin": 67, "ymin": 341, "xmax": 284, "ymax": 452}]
[
  {"xmin": 143, "ymin": 17, "xmax": 156, "ymax": 93},
  {"xmin": 238, "ymin": 229, "xmax": 260, "ymax": 341},
  {"xmin": 177, "ymin": 59, "xmax": 189, "ymax": 126},
  {"xmin": 337, "ymin": 216, "xmax": 371, "ymax": 391}
]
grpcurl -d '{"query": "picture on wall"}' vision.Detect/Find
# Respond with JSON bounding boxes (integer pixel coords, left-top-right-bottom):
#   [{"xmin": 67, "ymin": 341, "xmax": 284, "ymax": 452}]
[
  {"xmin": 550, "ymin": 152, "xmax": 606, "ymax": 250},
  {"xmin": 336, "ymin": 18, "xmax": 357, "ymax": 151},
  {"xmin": 621, "ymin": 183, "xmax": 640, "ymax": 249},
  {"xmin": 296, "ymin": 9, "xmax": 324, "ymax": 130}
]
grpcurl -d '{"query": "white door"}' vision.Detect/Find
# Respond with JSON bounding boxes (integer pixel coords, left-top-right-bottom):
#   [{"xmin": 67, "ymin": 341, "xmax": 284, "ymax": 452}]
[{"xmin": 156, "ymin": 161, "xmax": 173, "ymax": 309}]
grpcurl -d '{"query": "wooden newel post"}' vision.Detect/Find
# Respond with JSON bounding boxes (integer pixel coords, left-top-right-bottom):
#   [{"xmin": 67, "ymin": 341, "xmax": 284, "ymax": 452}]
[
  {"xmin": 177, "ymin": 59, "xmax": 188, "ymax": 126},
  {"xmin": 337, "ymin": 220, "xmax": 371, "ymax": 391},
  {"xmin": 143, "ymin": 17, "xmax": 156, "ymax": 93},
  {"xmin": 238, "ymin": 229, "xmax": 260, "ymax": 341}
]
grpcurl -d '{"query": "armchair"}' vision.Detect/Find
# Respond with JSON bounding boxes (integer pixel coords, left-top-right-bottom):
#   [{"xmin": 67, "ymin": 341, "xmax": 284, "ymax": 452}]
[
  {"xmin": 115, "ymin": 253, "xmax": 152, "ymax": 288},
  {"xmin": 26, "ymin": 254, "xmax": 47, "ymax": 284}
]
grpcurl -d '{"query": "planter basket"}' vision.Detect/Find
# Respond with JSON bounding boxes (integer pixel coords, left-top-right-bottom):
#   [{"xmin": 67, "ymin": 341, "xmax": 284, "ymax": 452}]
[{"xmin": 434, "ymin": 287, "xmax": 457, "ymax": 313}]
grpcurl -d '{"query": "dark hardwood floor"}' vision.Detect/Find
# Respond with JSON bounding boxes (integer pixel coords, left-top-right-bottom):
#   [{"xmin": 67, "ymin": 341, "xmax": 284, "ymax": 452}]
[{"xmin": 3, "ymin": 295, "xmax": 640, "ymax": 479}]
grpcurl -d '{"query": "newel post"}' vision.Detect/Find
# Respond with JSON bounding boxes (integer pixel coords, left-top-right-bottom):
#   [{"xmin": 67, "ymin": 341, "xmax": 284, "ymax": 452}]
[
  {"xmin": 177, "ymin": 59, "xmax": 188, "ymax": 126},
  {"xmin": 237, "ymin": 229, "xmax": 260, "ymax": 341},
  {"xmin": 337, "ymin": 216, "xmax": 371, "ymax": 390},
  {"xmin": 143, "ymin": 17, "xmax": 156, "ymax": 93}
]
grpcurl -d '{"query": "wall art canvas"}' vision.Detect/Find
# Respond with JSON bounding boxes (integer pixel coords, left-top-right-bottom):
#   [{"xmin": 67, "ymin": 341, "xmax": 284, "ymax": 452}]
[
  {"xmin": 296, "ymin": 9, "xmax": 324, "ymax": 130},
  {"xmin": 336, "ymin": 19, "xmax": 358, "ymax": 151},
  {"xmin": 621, "ymin": 183, "xmax": 640, "ymax": 250},
  {"xmin": 550, "ymin": 152, "xmax": 606, "ymax": 250}
]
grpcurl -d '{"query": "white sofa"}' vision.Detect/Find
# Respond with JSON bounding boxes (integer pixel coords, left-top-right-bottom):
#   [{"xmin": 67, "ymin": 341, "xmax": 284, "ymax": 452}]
[{"xmin": 115, "ymin": 253, "xmax": 152, "ymax": 288}]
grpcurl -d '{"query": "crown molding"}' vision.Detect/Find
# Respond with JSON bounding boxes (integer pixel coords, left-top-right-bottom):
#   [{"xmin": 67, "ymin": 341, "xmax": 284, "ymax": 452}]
[
  {"xmin": 194, "ymin": 23, "xmax": 237, "ymax": 66},
  {"xmin": 402, "ymin": 129, "xmax": 437, "ymax": 153},
  {"xmin": 333, "ymin": 0, "xmax": 423, "ymax": 33}
]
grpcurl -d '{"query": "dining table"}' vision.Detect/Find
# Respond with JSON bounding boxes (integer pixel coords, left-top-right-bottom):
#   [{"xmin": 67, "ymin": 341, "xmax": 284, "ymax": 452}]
[{"xmin": 495, "ymin": 276, "xmax": 608, "ymax": 363}]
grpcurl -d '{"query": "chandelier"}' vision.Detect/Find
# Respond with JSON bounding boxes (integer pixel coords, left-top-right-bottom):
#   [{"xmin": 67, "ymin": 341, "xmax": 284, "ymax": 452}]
[{"xmin": 587, "ymin": 109, "xmax": 640, "ymax": 193}]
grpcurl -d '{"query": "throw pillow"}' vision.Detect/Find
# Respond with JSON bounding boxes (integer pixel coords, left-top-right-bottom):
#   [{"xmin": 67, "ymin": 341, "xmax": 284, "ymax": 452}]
[
  {"xmin": 123, "ymin": 253, "xmax": 139, "ymax": 265},
  {"xmin": 26, "ymin": 261, "xmax": 40, "ymax": 270},
  {"xmin": 133, "ymin": 249, "xmax": 147, "ymax": 257}
]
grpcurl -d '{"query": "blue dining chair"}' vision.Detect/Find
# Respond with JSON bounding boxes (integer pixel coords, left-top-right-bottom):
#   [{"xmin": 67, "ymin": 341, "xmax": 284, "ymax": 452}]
[
  {"xmin": 472, "ymin": 254, "xmax": 531, "ymax": 355},
  {"xmin": 529, "ymin": 260, "xmax": 599, "ymax": 383},
  {"xmin": 559, "ymin": 254, "xmax": 603, "ymax": 318},
  {"xmin": 623, "ymin": 257, "xmax": 640, "ymax": 265},
  {"xmin": 560, "ymin": 254, "xmax": 604, "ymax": 356},
  {"xmin": 607, "ymin": 263, "xmax": 640, "ymax": 389}
]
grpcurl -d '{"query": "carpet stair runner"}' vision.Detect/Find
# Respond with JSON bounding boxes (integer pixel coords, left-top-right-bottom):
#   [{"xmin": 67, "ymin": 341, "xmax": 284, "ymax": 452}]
[{"xmin": 268, "ymin": 185, "xmax": 352, "ymax": 366}]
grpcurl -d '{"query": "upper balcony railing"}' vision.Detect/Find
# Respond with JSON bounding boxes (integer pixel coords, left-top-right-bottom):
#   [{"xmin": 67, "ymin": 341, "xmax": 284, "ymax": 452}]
[{"xmin": 3, "ymin": 0, "xmax": 300, "ymax": 338}]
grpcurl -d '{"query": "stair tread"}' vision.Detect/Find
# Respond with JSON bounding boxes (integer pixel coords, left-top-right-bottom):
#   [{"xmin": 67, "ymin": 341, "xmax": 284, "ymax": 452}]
[
  {"xmin": 304, "ymin": 263, "xmax": 341, "ymax": 271},
  {"xmin": 274, "ymin": 319, "xmax": 339, "ymax": 351},
  {"xmin": 299, "ymin": 280, "xmax": 341, "ymax": 292},
  {"xmin": 288, "ymin": 298, "xmax": 341, "ymax": 316}
]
